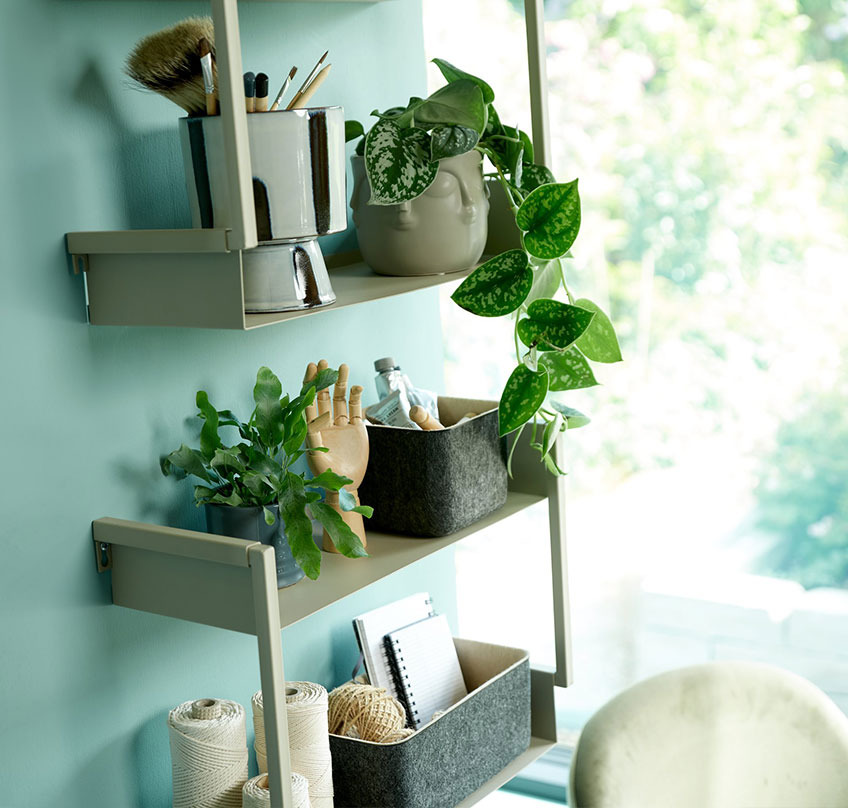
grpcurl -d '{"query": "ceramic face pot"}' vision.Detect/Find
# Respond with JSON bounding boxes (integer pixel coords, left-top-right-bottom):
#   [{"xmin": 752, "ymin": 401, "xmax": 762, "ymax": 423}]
[
  {"xmin": 204, "ymin": 503, "xmax": 305, "ymax": 588},
  {"xmin": 350, "ymin": 150, "xmax": 489, "ymax": 276}
]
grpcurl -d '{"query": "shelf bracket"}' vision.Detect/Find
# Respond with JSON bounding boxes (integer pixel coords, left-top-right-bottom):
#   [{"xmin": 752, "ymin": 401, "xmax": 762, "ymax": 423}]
[
  {"xmin": 71, "ymin": 254, "xmax": 89, "ymax": 275},
  {"xmin": 94, "ymin": 539, "xmax": 112, "ymax": 572}
]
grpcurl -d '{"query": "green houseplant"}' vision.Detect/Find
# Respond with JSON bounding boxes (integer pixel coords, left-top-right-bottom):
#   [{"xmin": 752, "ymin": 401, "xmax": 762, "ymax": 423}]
[
  {"xmin": 347, "ymin": 60, "xmax": 622, "ymax": 473},
  {"xmin": 161, "ymin": 366, "xmax": 370, "ymax": 581}
]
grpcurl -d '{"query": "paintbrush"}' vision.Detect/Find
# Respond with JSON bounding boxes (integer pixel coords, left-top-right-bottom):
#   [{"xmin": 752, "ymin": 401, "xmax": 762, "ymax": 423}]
[
  {"xmin": 255, "ymin": 73, "xmax": 269, "ymax": 112},
  {"xmin": 287, "ymin": 64, "xmax": 331, "ymax": 110},
  {"xmin": 126, "ymin": 17, "xmax": 216, "ymax": 116},
  {"xmin": 286, "ymin": 50, "xmax": 328, "ymax": 110},
  {"xmin": 270, "ymin": 66, "xmax": 297, "ymax": 112},
  {"xmin": 244, "ymin": 71, "xmax": 256, "ymax": 112},
  {"xmin": 199, "ymin": 37, "xmax": 217, "ymax": 116}
]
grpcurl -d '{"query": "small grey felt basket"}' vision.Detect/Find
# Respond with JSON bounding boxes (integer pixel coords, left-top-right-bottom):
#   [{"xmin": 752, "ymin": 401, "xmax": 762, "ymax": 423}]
[
  {"xmin": 358, "ymin": 397, "xmax": 508, "ymax": 537},
  {"xmin": 330, "ymin": 638, "xmax": 531, "ymax": 808}
]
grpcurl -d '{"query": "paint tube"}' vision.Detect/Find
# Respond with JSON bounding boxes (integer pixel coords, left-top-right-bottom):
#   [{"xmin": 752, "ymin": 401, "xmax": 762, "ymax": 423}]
[
  {"xmin": 374, "ymin": 357, "xmax": 439, "ymax": 420},
  {"xmin": 365, "ymin": 389, "xmax": 419, "ymax": 429}
]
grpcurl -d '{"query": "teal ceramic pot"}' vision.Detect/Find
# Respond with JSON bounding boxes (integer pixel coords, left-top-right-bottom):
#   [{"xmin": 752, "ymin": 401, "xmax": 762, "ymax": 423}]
[{"xmin": 204, "ymin": 503, "xmax": 305, "ymax": 588}]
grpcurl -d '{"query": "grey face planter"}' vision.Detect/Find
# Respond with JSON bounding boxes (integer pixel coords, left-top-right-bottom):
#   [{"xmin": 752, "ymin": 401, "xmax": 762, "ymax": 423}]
[
  {"xmin": 204, "ymin": 503, "xmax": 305, "ymax": 588},
  {"xmin": 179, "ymin": 107, "xmax": 346, "ymax": 312},
  {"xmin": 350, "ymin": 151, "xmax": 489, "ymax": 277}
]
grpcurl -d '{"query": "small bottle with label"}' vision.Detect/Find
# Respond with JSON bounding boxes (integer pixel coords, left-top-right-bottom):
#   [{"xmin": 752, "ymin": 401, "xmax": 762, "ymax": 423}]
[{"xmin": 374, "ymin": 357, "xmax": 413, "ymax": 401}]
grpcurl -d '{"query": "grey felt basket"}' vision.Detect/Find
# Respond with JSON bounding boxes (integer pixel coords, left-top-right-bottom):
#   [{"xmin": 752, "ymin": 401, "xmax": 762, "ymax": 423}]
[
  {"xmin": 358, "ymin": 397, "xmax": 508, "ymax": 537},
  {"xmin": 330, "ymin": 638, "xmax": 531, "ymax": 808}
]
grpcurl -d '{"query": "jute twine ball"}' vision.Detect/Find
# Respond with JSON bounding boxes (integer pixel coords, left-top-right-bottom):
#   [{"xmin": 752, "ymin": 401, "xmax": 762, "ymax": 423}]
[{"xmin": 327, "ymin": 683, "xmax": 407, "ymax": 743}]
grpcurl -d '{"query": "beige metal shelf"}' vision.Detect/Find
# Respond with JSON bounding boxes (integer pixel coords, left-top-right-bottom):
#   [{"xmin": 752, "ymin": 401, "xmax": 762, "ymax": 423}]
[
  {"xmin": 70, "ymin": 242, "xmax": 472, "ymax": 329},
  {"xmin": 92, "ymin": 431, "xmax": 571, "ymax": 806},
  {"xmin": 95, "ymin": 491, "xmax": 545, "ymax": 634}
]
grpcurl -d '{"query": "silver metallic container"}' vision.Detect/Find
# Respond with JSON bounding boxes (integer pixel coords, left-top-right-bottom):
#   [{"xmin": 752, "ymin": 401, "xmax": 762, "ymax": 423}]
[{"xmin": 179, "ymin": 107, "xmax": 346, "ymax": 312}]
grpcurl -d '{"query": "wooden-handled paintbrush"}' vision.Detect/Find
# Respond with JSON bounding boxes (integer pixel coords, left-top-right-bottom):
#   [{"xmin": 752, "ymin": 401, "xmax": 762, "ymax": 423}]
[
  {"xmin": 199, "ymin": 37, "xmax": 217, "ymax": 115},
  {"xmin": 285, "ymin": 50, "xmax": 328, "ymax": 110},
  {"xmin": 287, "ymin": 64, "xmax": 331, "ymax": 110}
]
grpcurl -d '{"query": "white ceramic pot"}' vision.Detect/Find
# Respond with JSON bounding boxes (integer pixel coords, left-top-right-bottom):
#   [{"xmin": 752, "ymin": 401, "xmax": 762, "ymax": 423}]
[
  {"xmin": 179, "ymin": 107, "xmax": 347, "ymax": 241},
  {"xmin": 350, "ymin": 151, "xmax": 489, "ymax": 276},
  {"xmin": 241, "ymin": 241, "xmax": 335, "ymax": 313}
]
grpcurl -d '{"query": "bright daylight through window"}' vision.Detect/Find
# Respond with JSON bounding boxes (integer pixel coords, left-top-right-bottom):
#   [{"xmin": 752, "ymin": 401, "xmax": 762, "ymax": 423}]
[{"xmin": 422, "ymin": 0, "xmax": 848, "ymax": 781}]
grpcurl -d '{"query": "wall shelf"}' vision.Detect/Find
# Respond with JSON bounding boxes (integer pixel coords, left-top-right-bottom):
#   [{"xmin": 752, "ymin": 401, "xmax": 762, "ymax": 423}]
[
  {"xmin": 93, "ymin": 431, "xmax": 572, "ymax": 806},
  {"xmin": 97, "ymin": 491, "xmax": 544, "ymax": 633},
  {"xmin": 68, "ymin": 239, "xmax": 472, "ymax": 329}
]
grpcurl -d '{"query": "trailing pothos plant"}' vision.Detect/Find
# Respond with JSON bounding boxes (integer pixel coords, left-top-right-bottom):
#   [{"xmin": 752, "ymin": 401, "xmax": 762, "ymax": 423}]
[
  {"xmin": 347, "ymin": 59, "xmax": 622, "ymax": 475},
  {"xmin": 160, "ymin": 366, "xmax": 370, "ymax": 580}
]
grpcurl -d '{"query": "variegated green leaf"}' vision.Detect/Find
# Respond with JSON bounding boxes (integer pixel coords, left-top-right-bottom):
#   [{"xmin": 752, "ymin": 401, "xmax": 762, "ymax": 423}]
[
  {"xmin": 503, "ymin": 125, "xmax": 534, "ymax": 165},
  {"xmin": 432, "ymin": 58, "xmax": 495, "ymax": 104},
  {"xmin": 365, "ymin": 119, "xmax": 438, "ymax": 205},
  {"xmin": 451, "ymin": 250, "xmax": 532, "ymax": 317},
  {"xmin": 542, "ymin": 412, "xmax": 564, "ymax": 458},
  {"xmin": 430, "ymin": 125, "xmax": 480, "ymax": 161},
  {"xmin": 516, "ymin": 180, "xmax": 581, "ymax": 260},
  {"xmin": 517, "ymin": 298, "xmax": 595, "ymax": 351},
  {"xmin": 415, "ymin": 80, "xmax": 487, "ymax": 133},
  {"xmin": 548, "ymin": 401, "xmax": 591, "ymax": 429},
  {"xmin": 525, "ymin": 260, "xmax": 561, "ymax": 306},
  {"xmin": 498, "ymin": 364, "xmax": 549, "ymax": 436},
  {"xmin": 574, "ymin": 298, "xmax": 623, "ymax": 363},
  {"xmin": 521, "ymin": 163, "xmax": 556, "ymax": 193},
  {"xmin": 540, "ymin": 346, "xmax": 599, "ymax": 390}
]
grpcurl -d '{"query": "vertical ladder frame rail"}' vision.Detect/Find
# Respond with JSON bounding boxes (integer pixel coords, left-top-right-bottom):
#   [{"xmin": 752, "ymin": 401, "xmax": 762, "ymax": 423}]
[
  {"xmin": 524, "ymin": 0, "xmax": 552, "ymax": 168},
  {"xmin": 90, "ymin": 519, "xmax": 295, "ymax": 807},
  {"xmin": 210, "ymin": 0, "xmax": 258, "ymax": 251},
  {"xmin": 250, "ymin": 544, "xmax": 294, "ymax": 808},
  {"xmin": 508, "ymin": 430, "xmax": 574, "ymax": 690},
  {"xmin": 523, "ymin": 0, "xmax": 573, "ymax": 689}
]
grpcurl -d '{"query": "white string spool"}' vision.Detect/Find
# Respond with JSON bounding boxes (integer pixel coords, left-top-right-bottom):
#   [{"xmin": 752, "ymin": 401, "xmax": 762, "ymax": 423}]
[
  {"xmin": 252, "ymin": 683, "xmax": 334, "ymax": 808},
  {"xmin": 242, "ymin": 772, "xmax": 311, "ymax": 808},
  {"xmin": 168, "ymin": 698, "xmax": 248, "ymax": 808}
]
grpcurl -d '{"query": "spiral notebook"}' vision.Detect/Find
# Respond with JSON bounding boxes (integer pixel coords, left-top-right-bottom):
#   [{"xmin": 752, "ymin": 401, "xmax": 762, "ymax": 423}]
[
  {"xmin": 383, "ymin": 613, "xmax": 468, "ymax": 729},
  {"xmin": 352, "ymin": 593, "xmax": 435, "ymax": 697}
]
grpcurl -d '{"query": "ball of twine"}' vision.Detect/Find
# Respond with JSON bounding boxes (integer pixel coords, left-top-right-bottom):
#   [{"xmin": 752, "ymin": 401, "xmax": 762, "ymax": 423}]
[{"xmin": 327, "ymin": 682, "xmax": 407, "ymax": 743}]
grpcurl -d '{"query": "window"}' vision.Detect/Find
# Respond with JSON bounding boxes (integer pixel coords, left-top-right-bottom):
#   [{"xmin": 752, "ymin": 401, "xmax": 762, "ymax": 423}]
[{"xmin": 422, "ymin": 0, "xmax": 848, "ymax": 787}]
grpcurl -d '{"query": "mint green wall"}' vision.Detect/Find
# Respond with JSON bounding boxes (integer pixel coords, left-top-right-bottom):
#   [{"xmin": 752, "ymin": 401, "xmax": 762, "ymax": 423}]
[{"xmin": 0, "ymin": 3, "xmax": 456, "ymax": 806}]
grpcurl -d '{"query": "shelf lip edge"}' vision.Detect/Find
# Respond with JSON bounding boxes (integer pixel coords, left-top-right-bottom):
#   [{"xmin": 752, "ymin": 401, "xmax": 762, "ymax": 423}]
[
  {"xmin": 67, "ymin": 228, "xmax": 232, "ymax": 255},
  {"xmin": 93, "ymin": 516, "xmax": 258, "ymax": 568}
]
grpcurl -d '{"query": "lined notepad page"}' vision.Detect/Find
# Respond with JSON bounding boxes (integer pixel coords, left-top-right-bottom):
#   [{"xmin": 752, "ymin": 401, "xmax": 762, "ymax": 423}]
[
  {"xmin": 384, "ymin": 614, "xmax": 468, "ymax": 729},
  {"xmin": 353, "ymin": 592, "xmax": 434, "ymax": 696}
]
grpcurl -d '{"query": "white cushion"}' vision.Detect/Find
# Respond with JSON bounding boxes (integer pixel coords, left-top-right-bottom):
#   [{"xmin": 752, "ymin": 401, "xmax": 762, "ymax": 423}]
[{"xmin": 569, "ymin": 661, "xmax": 848, "ymax": 808}]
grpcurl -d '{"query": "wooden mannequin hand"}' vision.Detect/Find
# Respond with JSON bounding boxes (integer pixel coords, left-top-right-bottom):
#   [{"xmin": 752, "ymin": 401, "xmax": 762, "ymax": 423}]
[{"xmin": 304, "ymin": 360, "xmax": 370, "ymax": 550}]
